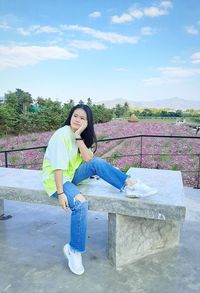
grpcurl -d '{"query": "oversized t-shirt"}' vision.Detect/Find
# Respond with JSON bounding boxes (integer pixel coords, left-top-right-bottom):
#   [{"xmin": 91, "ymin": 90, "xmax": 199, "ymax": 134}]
[{"xmin": 42, "ymin": 125, "xmax": 83, "ymax": 196}]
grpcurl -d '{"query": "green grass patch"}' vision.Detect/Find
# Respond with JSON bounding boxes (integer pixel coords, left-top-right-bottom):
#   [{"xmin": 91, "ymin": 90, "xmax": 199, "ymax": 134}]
[
  {"xmin": 171, "ymin": 164, "xmax": 179, "ymax": 170},
  {"xmin": 138, "ymin": 118, "xmax": 176, "ymax": 123},
  {"xmin": 123, "ymin": 163, "xmax": 139, "ymax": 172},
  {"xmin": 159, "ymin": 154, "xmax": 171, "ymax": 162},
  {"xmin": 163, "ymin": 142, "xmax": 170, "ymax": 148},
  {"xmin": 9, "ymin": 155, "xmax": 20, "ymax": 165}
]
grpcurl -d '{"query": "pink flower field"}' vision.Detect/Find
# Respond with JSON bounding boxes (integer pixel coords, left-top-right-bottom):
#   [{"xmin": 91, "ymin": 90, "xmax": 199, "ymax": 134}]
[{"xmin": 0, "ymin": 120, "xmax": 199, "ymax": 188}]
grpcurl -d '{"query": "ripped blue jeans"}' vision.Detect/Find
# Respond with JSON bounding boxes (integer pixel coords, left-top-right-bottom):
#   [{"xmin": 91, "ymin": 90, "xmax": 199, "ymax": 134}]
[{"xmin": 53, "ymin": 157, "xmax": 128, "ymax": 253}]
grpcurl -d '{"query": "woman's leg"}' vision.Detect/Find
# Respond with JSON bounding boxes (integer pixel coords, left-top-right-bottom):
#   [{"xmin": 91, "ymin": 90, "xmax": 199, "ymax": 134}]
[
  {"xmin": 72, "ymin": 157, "xmax": 128, "ymax": 191},
  {"xmin": 53, "ymin": 181, "xmax": 88, "ymax": 253}
]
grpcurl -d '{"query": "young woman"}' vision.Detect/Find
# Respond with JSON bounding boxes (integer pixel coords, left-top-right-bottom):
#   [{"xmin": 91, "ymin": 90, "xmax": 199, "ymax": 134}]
[{"xmin": 42, "ymin": 104, "xmax": 156, "ymax": 275}]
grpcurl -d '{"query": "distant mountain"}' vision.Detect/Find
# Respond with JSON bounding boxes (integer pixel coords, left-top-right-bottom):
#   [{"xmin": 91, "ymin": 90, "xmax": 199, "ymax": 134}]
[
  {"xmin": 96, "ymin": 98, "xmax": 131, "ymax": 108},
  {"xmin": 96, "ymin": 97, "xmax": 200, "ymax": 110},
  {"xmin": 134, "ymin": 97, "xmax": 200, "ymax": 110}
]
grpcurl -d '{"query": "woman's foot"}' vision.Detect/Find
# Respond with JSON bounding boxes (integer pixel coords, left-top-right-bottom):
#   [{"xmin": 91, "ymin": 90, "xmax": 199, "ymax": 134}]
[
  {"xmin": 125, "ymin": 178, "xmax": 157, "ymax": 198},
  {"xmin": 63, "ymin": 244, "xmax": 84, "ymax": 275},
  {"xmin": 126, "ymin": 177, "xmax": 137, "ymax": 186}
]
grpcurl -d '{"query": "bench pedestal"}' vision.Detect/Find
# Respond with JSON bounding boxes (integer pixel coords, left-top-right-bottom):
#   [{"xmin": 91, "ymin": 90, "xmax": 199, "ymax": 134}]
[
  {"xmin": 108, "ymin": 213, "xmax": 180, "ymax": 268},
  {"xmin": 0, "ymin": 167, "xmax": 186, "ymax": 268},
  {"xmin": 0, "ymin": 199, "xmax": 4, "ymax": 217},
  {"xmin": 0, "ymin": 199, "xmax": 12, "ymax": 220}
]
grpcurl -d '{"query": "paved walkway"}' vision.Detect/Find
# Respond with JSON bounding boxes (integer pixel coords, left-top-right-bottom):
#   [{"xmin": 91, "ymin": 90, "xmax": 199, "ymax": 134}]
[{"xmin": 0, "ymin": 187, "xmax": 200, "ymax": 293}]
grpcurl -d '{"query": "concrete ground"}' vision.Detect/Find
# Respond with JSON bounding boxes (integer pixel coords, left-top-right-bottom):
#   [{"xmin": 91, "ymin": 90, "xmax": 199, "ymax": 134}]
[{"xmin": 0, "ymin": 187, "xmax": 200, "ymax": 293}]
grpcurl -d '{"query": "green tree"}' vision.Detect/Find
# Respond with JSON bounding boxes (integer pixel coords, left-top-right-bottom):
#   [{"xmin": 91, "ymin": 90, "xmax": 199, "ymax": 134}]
[
  {"xmin": 0, "ymin": 105, "xmax": 14, "ymax": 135},
  {"xmin": 160, "ymin": 110, "xmax": 168, "ymax": 117},
  {"xmin": 87, "ymin": 98, "xmax": 92, "ymax": 107},
  {"xmin": 78, "ymin": 99, "xmax": 84, "ymax": 104},
  {"xmin": 141, "ymin": 108, "xmax": 153, "ymax": 117},
  {"xmin": 15, "ymin": 88, "xmax": 33, "ymax": 113},
  {"xmin": 0, "ymin": 91, "xmax": 114, "ymax": 135},
  {"xmin": 123, "ymin": 102, "xmax": 129, "ymax": 114},
  {"xmin": 114, "ymin": 104, "xmax": 125, "ymax": 118},
  {"xmin": 175, "ymin": 110, "xmax": 183, "ymax": 117},
  {"xmin": 5, "ymin": 89, "xmax": 33, "ymax": 114},
  {"xmin": 91, "ymin": 104, "xmax": 113, "ymax": 123}
]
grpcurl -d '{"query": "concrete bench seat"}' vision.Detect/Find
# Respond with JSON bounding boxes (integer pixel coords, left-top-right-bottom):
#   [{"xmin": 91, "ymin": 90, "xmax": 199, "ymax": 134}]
[{"xmin": 0, "ymin": 167, "xmax": 186, "ymax": 268}]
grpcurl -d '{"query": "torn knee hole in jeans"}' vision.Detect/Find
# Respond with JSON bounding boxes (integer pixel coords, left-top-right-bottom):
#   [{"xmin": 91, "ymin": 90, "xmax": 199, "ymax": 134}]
[{"xmin": 74, "ymin": 193, "xmax": 86, "ymax": 203}]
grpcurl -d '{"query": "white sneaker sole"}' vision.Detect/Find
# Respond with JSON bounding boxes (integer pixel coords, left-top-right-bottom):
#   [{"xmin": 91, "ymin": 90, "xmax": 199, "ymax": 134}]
[
  {"xmin": 63, "ymin": 245, "xmax": 84, "ymax": 275},
  {"xmin": 126, "ymin": 188, "xmax": 157, "ymax": 198}
]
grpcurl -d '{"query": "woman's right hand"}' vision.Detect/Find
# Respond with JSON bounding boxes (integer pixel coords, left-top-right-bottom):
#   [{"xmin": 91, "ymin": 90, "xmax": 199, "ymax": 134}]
[{"xmin": 58, "ymin": 193, "xmax": 69, "ymax": 211}]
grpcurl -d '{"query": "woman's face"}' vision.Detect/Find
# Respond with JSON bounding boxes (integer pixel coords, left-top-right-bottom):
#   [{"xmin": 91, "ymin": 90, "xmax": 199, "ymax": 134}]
[{"xmin": 70, "ymin": 108, "xmax": 88, "ymax": 132}]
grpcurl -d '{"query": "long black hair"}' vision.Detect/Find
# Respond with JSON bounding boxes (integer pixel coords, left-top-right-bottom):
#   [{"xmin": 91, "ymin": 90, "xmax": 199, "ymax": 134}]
[{"xmin": 64, "ymin": 104, "xmax": 97, "ymax": 151}]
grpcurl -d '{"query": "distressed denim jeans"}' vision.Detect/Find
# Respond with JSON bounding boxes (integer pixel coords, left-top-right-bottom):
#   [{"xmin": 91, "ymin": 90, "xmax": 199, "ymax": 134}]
[{"xmin": 53, "ymin": 157, "xmax": 128, "ymax": 253}]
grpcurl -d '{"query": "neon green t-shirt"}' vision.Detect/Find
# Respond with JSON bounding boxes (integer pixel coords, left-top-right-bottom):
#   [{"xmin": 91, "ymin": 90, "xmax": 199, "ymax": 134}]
[{"xmin": 42, "ymin": 125, "xmax": 83, "ymax": 196}]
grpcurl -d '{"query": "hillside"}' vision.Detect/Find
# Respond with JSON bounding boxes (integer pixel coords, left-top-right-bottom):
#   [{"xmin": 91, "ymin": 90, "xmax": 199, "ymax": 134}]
[{"xmin": 96, "ymin": 97, "xmax": 200, "ymax": 110}]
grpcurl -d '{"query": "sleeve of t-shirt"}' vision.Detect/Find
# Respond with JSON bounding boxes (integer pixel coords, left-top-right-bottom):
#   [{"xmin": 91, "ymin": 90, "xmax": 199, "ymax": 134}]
[{"xmin": 46, "ymin": 131, "xmax": 69, "ymax": 170}]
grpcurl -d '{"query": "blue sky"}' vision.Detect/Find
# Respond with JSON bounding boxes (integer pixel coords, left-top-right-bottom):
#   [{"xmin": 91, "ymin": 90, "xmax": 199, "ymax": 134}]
[{"xmin": 0, "ymin": 0, "xmax": 200, "ymax": 103}]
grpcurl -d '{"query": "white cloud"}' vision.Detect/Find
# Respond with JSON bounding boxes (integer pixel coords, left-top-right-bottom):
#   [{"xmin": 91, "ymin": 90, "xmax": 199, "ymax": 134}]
[
  {"xmin": 16, "ymin": 27, "xmax": 31, "ymax": 36},
  {"xmin": 159, "ymin": 66, "xmax": 200, "ymax": 77},
  {"xmin": 171, "ymin": 56, "xmax": 186, "ymax": 64},
  {"xmin": 141, "ymin": 26, "xmax": 155, "ymax": 35},
  {"xmin": 89, "ymin": 11, "xmax": 101, "ymax": 18},
  {"xmin": 0, "ymin": 14, "xmax": 20, "ymax": 29},
  {"xmin": 0, "ymin": 21, "xmax": 11, "ymax": 30},
  {"xmin": 160, "ymin": 1, "xmax": 173, "ymax": 8},
  {"xmin": 191, "ymin": 52, "xmax": 200, "ymax": 64},
  {"xmin": 143, "ymin": 77, "xmax": 175, "ymax": 86},
  {"xmin": 143, "ymin": 63, "xmax": 200, "ymax": 86},
  {"xmin": 47, "ymin": 37, "xmax": 63, "ymax": 45},
  {"xmin": 69, "ymin": 40, "xmax": 107, "ymax": 50},
  {"xmin": 185, "ymin": 26, "xmax": 199, "ymax": 35},
  {"xmin": 111, "ymin": 2, "xmax": 172, "ymax": 24},
  {"xmin": 17, "ymin": 25, "xmax": 60, "ymax": 35},
  {"xmin": 0, "ymin": 45, "xmax": 78, "ymax": 70},
  {"xmin": 61, "ymin": 25, "xmax": 139, "ymax": 44},
  {"xmin": 143, "ymin": 7, "xmax": 167, "ymax": 17},
  {"xmin": 14, "ymin": 23, "xmax": 139, "ymax": 45},
  {"xmin": 15, "ymin": 23, "xmax": 139, "ymax": 45},
  {"xmin": 111, "ymin": 13, "xmax": 133, "ymax": 24},
  {"xmin": 34, "ymin": 25, "xmax": 60, "ymax": 34},
  {"xmin": 129, "ymin": 9, "xmax": 143, "ymax": 19}
]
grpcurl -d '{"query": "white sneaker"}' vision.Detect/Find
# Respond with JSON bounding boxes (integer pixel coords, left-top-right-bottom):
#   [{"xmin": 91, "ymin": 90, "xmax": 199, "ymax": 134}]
[
  {"xmin": 125, "ymin": 180, "xmax": 157, "ymax": 198},
  {"xmin": 63, "ymin": 243, "xmax": 84, "ymax": 275}
]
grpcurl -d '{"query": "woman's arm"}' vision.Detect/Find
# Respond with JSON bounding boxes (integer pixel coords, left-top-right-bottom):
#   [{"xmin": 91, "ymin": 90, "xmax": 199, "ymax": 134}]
[
  {"xmin": 74, "ymin": 121, "xmax": 93, "ymax": 161},
  {"xmin": 54, "ymin": 169, "xmax": 69, "ymax": 211},
  {"xmin": 76, "ymin": 139, "xmax": 93, "ymax": 161}
]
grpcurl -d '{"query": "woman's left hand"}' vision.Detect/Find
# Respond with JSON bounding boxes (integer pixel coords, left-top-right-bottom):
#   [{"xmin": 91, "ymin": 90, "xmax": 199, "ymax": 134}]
[{"xmin": 75, "ymin": 121, "xmax": 88, "ymax": 137}]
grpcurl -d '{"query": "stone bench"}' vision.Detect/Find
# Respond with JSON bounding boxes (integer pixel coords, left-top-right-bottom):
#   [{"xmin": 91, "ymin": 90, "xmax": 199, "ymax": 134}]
[{"xmin": 0, "ymin": 167, "xmax": 186, "ymax": 268}]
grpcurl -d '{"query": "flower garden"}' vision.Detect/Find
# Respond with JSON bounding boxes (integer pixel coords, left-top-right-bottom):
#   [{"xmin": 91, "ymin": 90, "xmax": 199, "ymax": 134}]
[{"xmin": 0, "ymin": 120, "xmax": 199, "ymax": 188}]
